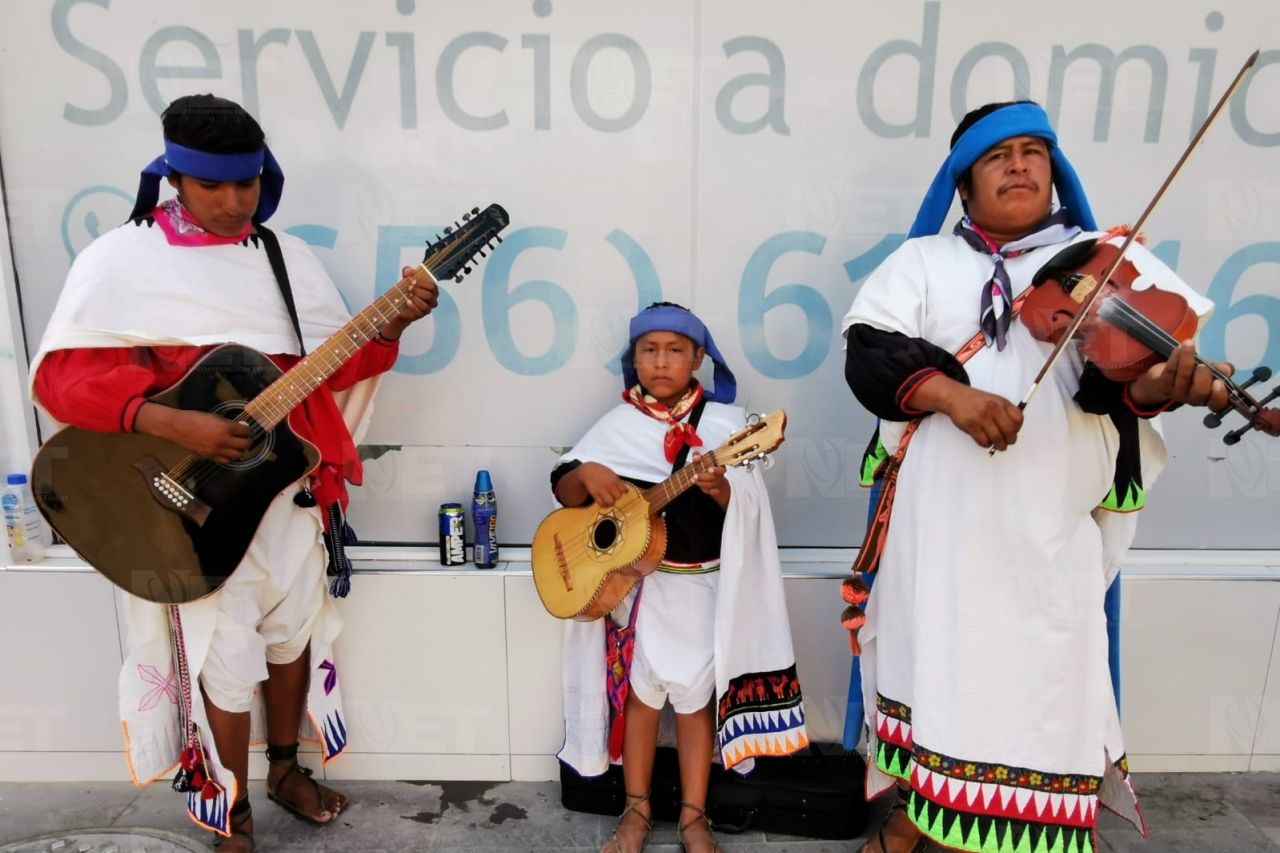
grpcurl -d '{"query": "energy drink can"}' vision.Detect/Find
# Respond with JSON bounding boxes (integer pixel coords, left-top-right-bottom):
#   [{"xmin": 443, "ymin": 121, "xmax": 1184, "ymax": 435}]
[{"xmin": 438, "ymin": 502, "xmax": 465, "ymax": 566}]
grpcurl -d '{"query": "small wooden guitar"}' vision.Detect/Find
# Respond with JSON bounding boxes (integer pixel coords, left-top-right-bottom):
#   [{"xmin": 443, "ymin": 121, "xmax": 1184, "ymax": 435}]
[
  {"xmin": 532, "ymin": 410, "xmax": 787, "ymax": 620},
  {"xmin": 32, "ymin": 204, "xmax": 509, "ymax": 604}
]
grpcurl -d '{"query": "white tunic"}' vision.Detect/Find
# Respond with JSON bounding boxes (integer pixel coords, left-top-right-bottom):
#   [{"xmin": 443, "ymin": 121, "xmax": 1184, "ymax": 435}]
[{"xmin": 841, "ymin": 231, "xmax": 1211, "ymax": 843}]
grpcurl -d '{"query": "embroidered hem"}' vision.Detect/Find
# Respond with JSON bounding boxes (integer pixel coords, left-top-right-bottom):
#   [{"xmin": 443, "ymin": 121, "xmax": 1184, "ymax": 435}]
[{"xmin": 870, "ymin": 692, "xmax": 1137, "ymax": 852}]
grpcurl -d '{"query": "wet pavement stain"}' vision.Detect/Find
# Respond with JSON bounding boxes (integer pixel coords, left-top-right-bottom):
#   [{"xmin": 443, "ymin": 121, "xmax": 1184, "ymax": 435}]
[
  {"xmin": 399, "ymin": 780, "xmax": 502, "ymax": 825},
  {"xmin": 488, "ymin": 803, "xmax": 528, "ymax": 825}
]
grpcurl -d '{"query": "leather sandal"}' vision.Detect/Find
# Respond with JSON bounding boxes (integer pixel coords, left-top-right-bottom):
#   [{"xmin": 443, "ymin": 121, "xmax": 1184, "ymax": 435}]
[
  {"xmin": 677, "ymin": 801, "xmax": 723, "ymax": 853},
  {"xmin": 265, "ymin": 743, "xmax": 346, "ymax": 825},
  {"xmin": 213, "ymin": 798, "xmax": 254, "ymax": 853},
  {"xmin": 861, "ymin": 785, "xmax": 927, "ymax": 853},
  {"xmin": 601, "ymin": 789, "xmax": 652, "ymax": 853}
]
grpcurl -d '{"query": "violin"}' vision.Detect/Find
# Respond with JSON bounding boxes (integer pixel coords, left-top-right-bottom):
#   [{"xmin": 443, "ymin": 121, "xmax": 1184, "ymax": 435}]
[
  {"xmin": 1021, "ymin": 238, "xmax": 1280, "ymax": 444},
  {"xmin": 1005, "ymin": 49, "xmax": 1280, "ymax": 447}
]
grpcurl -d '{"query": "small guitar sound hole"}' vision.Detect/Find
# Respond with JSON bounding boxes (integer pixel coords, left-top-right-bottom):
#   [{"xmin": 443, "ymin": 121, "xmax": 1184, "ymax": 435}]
[{"xmin": 592, "ymin": 518, "xmax": 619, "ymax": 550}]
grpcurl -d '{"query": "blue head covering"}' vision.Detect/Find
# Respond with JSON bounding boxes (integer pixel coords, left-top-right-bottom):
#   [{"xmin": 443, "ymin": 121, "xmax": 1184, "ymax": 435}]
[
  {"xmin": 908, "ymin": 102, "xmax": 1096, "ymax": 238},
  {"xmin": 127, "ymin": 139, "xmax": 285, "ymax": 223},
  {"xmin": 621, "ymin": 305, "xmax": 737, "ymax": 404}
]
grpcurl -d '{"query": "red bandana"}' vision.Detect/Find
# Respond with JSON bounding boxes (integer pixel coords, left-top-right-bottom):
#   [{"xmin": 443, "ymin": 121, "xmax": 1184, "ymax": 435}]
[{"xmin": 623, "ymin": 382, "xmax": 704, "ymax": 463}]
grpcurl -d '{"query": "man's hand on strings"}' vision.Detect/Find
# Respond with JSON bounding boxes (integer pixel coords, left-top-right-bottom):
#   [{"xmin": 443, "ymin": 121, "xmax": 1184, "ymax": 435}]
[
  {"xmin": 378, "ymin": 266, "xmax": 441, "ymax": 341},
  {"xmin": 1128, "ymin": 341, "xmax": 1232, "ymax": 411},
  {"xmin": 691, "ymin": 452, "xmax": 731, "ymax": 510},
  {"xmin": 134, "ymin": 404, "xmax": 253, "ymax": 464}
]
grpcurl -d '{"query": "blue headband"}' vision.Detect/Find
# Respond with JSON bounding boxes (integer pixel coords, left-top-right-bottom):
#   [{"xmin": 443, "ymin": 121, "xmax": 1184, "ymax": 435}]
[
  {"xmin": 908, "ymin": 103, "xmax": 1096, "ymax": 238},
  {"xmin": 128, "ymin": 140, "xmax": 284, "ymax": 223},
  {"xmin": 621, "ymin": 306, "xmax": 737, "ymax": 404}
]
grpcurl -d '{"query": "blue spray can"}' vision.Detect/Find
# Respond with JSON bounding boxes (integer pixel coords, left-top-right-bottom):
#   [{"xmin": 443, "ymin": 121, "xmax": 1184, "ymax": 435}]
[{"xmin": 472, "ymin": 470, "xmax": 498, "ymax": 568}]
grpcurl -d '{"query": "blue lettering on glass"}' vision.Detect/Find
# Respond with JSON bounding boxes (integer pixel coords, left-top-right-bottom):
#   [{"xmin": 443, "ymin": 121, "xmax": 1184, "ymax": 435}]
[
  {"xmin": 60, "ymin": 185, "xmax": 133, "ymax": 260},
  {"xmin": 739, "ymin": 231, "xmax": 832, "ymax": 379},
  {"xmin": 843, "ymin": 234, "xmax": 906, "ymax": 284},
  {"xmin": 375, "ymin": 225, "xmax": 460, "ymax": 374},
  {"xmin": 481, "ymin": 226, "xmax": 577, "ymax": 375},
  {"xmin": 285, "ymin": 224, "xmax": 338, "ymax": 250},
  {"xmin": 1150, "ymin": 239, "xmax": 1181, "ymax": 270},
  {"xmin": 603, "ymin": 228, "xmax": 663, "ymax": 374},
  {"xmin": 1200, "ymin": 242, "xmax": 1280, "ymax": 370}
]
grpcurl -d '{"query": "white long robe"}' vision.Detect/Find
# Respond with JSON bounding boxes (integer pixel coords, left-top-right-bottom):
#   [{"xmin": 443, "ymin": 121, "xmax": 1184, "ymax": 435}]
[
  {"xmin": 556, "ymin": 402, "xmax": 809, "ymax": 776},
  {"xmin": 841, "ymin": 231, "xmax": 1211, "ymax": 851}
]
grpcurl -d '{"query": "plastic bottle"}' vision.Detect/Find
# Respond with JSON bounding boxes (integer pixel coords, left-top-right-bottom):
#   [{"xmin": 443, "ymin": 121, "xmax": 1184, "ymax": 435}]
[
  {"xmin": 3, "ymin": 473, "xmax": 47, "ymax": 562},
  {"xmin": 471, "ymin": 469, "xmax": 498, "ymax": 568}
]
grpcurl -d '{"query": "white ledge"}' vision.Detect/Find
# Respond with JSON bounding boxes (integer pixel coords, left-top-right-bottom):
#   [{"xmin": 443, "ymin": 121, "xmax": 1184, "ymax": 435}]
[{"xmin": 5, "ymin": 545, "xmax": 1280, "ymax": 580}]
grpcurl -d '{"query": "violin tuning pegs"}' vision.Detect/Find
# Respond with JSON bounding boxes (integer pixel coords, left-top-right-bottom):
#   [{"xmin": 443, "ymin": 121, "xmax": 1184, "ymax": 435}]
[
  {"xmin": 1255, "ymin": 366, "xmax": 1273, "ymax": 382},
  {"xmin": 1223, "ymin": 431, "xmax": 1242, "ymax": 446},
  {"xmin": 1203, "ymin": 412, "xmax": 1223, "ymax": 429}
]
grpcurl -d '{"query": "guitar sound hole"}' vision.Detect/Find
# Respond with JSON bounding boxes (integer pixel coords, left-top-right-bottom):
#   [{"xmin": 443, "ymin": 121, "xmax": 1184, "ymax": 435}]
[{"xmin": 592, "ymin": 518, "xmax": 619, "ymax": 550}]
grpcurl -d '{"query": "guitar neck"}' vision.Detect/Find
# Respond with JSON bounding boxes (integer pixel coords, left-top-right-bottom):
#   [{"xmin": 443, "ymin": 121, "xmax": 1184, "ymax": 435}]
[
  {"xmin": 242, "ymin": 271, "xmax": 424, "ymax": 429},
  {"xmin": 642, "ymin": 451, "xmax": 720, "ymax": 515}
]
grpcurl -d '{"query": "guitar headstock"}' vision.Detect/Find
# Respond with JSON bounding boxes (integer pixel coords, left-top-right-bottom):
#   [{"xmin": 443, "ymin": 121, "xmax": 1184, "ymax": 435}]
[
  {"xmin": 421, "ymin": 203, "xmax": 510, "ymax": 283},
  {"xmin": 715, "ymin": 410, "xmax": 787, "ymax": 469}
]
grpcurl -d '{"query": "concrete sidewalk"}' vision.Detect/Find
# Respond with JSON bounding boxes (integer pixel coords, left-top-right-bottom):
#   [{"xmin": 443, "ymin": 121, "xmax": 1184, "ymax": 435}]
[{"xmin": 1, "ymin": 773, "xmax": 1278, "ymax": 851}]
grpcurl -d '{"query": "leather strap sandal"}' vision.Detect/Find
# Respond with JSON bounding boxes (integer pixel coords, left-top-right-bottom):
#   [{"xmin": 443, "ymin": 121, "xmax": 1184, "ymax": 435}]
[
  {"xmin": 601, "ymin": 789, "xmax": 652, "ymax": 853},
  {"xmin": 213, "ymin": 797, "xmax": 254, "ymax": 853},
  {"xmin": 677, "ymin": 801, "xmax": 723, "ymax": 853},
  {"xmin": 265, "ymin": 743, "xmax": 346, "ymax": 825},
  {"xmin": 861, "ymin": 785, "xmax": 927, "ymax": 852}
]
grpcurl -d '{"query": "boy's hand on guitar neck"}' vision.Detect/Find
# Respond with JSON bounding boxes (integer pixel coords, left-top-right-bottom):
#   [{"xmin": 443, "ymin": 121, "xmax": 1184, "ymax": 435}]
[
  {"xmin": 134, "ymin": 403, "xmax": 253, "ymax": 464},
  {"xmin": 555, "ymin": 461, "xmax": 627, "ymax": 508},
  {"xmin": 691, "ymin": 452, "xmax": 731, "ymax": 510}
]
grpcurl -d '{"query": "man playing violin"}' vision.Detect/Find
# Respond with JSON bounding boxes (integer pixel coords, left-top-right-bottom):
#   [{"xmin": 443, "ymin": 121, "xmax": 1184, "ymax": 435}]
[{"xmin": 839, "ymin": 100, "xmax": 1230, "ymax": 853}]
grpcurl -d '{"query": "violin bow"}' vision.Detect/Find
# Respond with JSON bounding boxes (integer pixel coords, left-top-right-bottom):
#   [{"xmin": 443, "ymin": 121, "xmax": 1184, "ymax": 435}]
[{"xmin": 1006, "ymin": 50, "xmax": 1261, "ymax": 424}]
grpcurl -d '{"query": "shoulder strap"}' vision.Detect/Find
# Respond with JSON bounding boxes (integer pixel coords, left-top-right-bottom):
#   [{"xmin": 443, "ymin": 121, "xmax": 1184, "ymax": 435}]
[
  {"xmin": 254, "ymin": 225, "xmax": 307, "ymax": 357},
  {"xmin": 671, "ymin": 398, "xmax": 708, "ymax": 472}
]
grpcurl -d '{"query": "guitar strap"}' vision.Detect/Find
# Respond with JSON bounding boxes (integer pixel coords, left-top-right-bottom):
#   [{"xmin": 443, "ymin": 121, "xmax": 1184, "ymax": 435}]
[
  {"xmin": 605, "ymin": 395, "xmax": 708, "ymax": 758},
  {"xmin": 256, "ymin": 225, "xmax": 356, "ymax": 598},
  {"xmin": 255, "ymin": 225, "xmax": 307, "ymax": 357}
]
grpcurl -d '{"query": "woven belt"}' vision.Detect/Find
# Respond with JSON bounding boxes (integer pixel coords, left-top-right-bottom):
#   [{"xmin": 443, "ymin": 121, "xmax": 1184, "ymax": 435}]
[{"xmin": 656, "ymin": 558, "xmax": 721, "ymax": 575}]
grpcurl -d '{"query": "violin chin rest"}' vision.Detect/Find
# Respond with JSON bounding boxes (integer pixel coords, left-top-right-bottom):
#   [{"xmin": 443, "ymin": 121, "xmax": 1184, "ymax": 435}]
[{"xmin": 1031, "ymin": 239, "xmax": 1100, "ymax": 287}]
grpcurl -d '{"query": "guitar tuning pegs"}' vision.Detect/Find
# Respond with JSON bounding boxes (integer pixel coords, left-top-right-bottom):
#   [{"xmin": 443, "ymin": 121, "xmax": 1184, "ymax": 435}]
[
  {"xmin": 746, "ymin": 412, "xmax": 761, "ymax": 425},
  {"xmin": 495, "ymin": 235, "xmax": 504, "ymax": 243},
  {"xmin": 759, "ymin": 454, "xmax": 774, "ymax": 470},
  {"xmin": 463, "ymin": 265, "xmax": 472, "ymax": 275},
  {"xmin": 472, "ymin": 206, "xmax": 480, "ymax": 215},
  {"xmin": 478, "ymin": 249, "xmax": 486, "ymax": 257},
  {"xmin": 443, "ymin": 226, "xmax": 453, "ymax": 235},
  {"xmin": 463, "ymin": 212, "xmax": 472, "ymax": 221},
  {"xmin": 454, "ymin": 274, "xmax": 464, "ymax": 283}
]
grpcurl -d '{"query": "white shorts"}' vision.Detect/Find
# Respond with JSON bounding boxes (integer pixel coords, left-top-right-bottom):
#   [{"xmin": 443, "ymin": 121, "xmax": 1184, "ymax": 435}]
[
  {"xmin": 628, "ymin": 566, "xmax": 719, "ymax": 715},
  {"xmin": 199, "ymin": 490, "xmax": 330, "ymax": 714}
]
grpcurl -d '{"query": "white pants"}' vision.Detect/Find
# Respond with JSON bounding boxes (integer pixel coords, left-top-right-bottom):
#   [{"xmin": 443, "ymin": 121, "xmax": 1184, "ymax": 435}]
[
  {"xmin": 199, "ymin": 490, "xmax": 331, "ymax": 714},
  {"xmin": 629, "ymin": 569, "xmax": 719, "ymax": 714}
]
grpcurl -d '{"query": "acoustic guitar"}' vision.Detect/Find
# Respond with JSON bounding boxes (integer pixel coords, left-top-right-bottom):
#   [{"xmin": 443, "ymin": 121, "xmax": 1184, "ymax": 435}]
[
  {"xmin": 532, "ymin": 410, "xmax": 787, "ymax": 620},
  {"xmin": 31, "ymin": 204, "xmax": 509, "ymax": 604}
]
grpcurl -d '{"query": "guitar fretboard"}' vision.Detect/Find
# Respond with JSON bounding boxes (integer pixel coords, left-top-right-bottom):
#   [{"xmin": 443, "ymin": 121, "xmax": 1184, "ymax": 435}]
[
  {"xmin": 241, "ymin": 271, "xmax": 426, "ymax": 429},
  {"xmin": 642, "ymin": 451, "xmax": 720, "ymax": 515}
]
